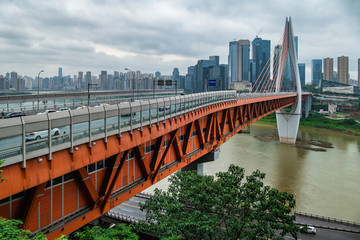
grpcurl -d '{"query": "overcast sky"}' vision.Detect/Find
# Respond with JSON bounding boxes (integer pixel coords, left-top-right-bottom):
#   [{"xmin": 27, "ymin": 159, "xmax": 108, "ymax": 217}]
[{"xmin": 0, "ymin": 0, "xmax": 359, "ymax": 83}]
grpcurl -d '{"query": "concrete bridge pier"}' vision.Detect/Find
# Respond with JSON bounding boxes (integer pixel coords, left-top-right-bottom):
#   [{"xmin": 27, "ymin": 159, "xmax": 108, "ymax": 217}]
[
  {"xmin": 302, "ymin": 94, "xmax": 312, "ymax": 118},
  {"xmin": 181, "ymin": 148, "xmax": 220, "ymax": 175}
]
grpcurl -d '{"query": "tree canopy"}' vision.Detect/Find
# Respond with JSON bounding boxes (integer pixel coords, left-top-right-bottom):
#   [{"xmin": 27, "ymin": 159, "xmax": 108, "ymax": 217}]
[
  {"xmin": 137, "ymin": 164, "xmax": 299, "ymax": 240},
  {"xmin": 73, "ymin": 224, "xmax": 138, "ymax": 240}
]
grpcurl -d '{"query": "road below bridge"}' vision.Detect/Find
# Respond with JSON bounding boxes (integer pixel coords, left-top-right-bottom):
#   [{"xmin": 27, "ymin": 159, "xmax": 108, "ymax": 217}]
[{"xmin": 102, "ymin": 193, "xmax": 360, "ymax": 240}]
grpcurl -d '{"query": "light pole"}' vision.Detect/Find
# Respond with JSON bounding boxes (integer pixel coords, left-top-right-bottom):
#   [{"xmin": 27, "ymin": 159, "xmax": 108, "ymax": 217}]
[
  {"xmin": 88, "ymin": 83, "xmax": 98, "ymax": 107},
  {"xmin": 37, "ymin": 70, "xmax": 44, "ymax": 111},
  {"xmin": 124, "ymin": 68, "xmax": 135, "ymax": 102}
]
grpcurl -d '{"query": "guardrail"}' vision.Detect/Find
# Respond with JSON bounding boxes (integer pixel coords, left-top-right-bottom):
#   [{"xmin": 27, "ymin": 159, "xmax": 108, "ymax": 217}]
[
  {"xmin": 0, "ymin": 91, "xmax": 238, "ymax": 168},
  {"xmin": 296, "ymin": 211, "xmax": 360, "ymax": 228}
]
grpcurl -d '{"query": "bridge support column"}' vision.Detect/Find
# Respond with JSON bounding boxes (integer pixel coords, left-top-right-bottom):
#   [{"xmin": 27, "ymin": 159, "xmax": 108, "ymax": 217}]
[
  {"xmin": 276, "ymin": 109, "xmax": 300, "ymax": 144},
  {"xmin": 181, "ymin": 148, "xmax": 220, "ymax": 175}
]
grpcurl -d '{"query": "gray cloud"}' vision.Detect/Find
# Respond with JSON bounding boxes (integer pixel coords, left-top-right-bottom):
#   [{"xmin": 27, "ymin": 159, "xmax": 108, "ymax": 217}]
[{"xmin": 0, "ymin": 0, "xmax": 358, "ymax": 82}]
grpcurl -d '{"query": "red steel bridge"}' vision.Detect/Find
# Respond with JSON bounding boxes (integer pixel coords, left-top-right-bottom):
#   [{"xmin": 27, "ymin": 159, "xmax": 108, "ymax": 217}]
[{"xmin": 0, "ymin": 17, "xmax": 310, "ymax": 238}]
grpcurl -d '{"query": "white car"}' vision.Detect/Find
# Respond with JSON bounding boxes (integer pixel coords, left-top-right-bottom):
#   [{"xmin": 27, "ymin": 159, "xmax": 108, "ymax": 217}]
[
  {"xmin": 36, "ymin": 109, "xmax": 59, "ymax": 115},
  {"xmin": 25, "ymin": 128, "xmax": 60, "ymax": 141},
  {"xmin": 300, "ymin": 226, "xmax": 316, "ymax": 234}
]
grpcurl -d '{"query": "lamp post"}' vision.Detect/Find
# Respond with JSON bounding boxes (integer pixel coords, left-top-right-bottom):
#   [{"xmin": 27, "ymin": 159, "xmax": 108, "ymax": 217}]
[
  {"xmin": 37, "ymin": 70, "xmax": 44, "ymax": 111},
  {"xmin": 88, "ymin": 82, "xmax": 98, "ymax": 107},
  {"xmin": 124, "ymin": 68, "xmax": 135, "ymax": 102}
]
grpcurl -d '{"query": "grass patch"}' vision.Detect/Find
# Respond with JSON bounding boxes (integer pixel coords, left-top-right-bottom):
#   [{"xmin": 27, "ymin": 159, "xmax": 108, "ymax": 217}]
[{"xmin": 257, "ymin": 113, "xmax": 360, "ymax": 135}]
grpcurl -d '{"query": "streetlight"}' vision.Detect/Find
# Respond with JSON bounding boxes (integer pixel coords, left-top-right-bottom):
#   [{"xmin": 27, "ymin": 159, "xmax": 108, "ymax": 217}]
[
  {"xmin": 88, "ymin": 82, "xmax": 98, "ymax": 107},
  {"xmin": 37, "ymin": 70, "xmax": 44, "ymax": 111},
  {"xmin": 124, "ymin": 68, "xmax": 135, "ymax": 102}
]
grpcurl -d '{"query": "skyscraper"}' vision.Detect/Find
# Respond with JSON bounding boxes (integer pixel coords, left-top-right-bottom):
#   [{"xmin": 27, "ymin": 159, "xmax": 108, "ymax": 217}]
[
  {"xmin": 100, "ymin": 71, "xmax": 107, "ymax": 89},
  {"xmin": 323, "ymin": 57, "xmax": 333, "ymax": 81},
  {"xmin": 58, "ymin": 67, "xmax": 63, "ymax": 78},
  {"xmin": 337, "ymin": 56, "xmax": 349, "ymax": 84},
  {"xmin": 78, "ymin": 71, "xmax": 83, "ymax": 89},
  {"xmin": 251, "ymin": 37, "xmax": 270, "ymax": 86},
  {"xmin": 172, "ymin": 68, "xmax": 180, "ymax": 89},
  {"xmin": 358, "ymin": 58, "xmax": 360, "ymax": 87},
  {"xmin": 85, "ymin": 71, "xmax": 92, "ymax": 85},
  {"xmin": 209, "ymin": 56, "xmax": 219, "ymax": 66},
  {"xmin": 283, "ymin": 36, "xmax": 298, "ymax": 90},
  {"xmin": 273, "ymin": 45, "xmax": 282, "ymax": 85},
  {"xmin": 10, "ymin": 72, "xmax": 17, "ymax": 89},
  {"xmin": 236, "ymin": 40, "xmax": 250, "ymax": 82},
  {"xmin": 228, "ymin": 41, "xmax": 237, "ymax": 83},
  {"xmin": 298, "ymin": 63, "xmax": 305, "ymax": 86},
  {"xmin": 311, "ymin": 59, "xmax": 322, "ymax": 85}
]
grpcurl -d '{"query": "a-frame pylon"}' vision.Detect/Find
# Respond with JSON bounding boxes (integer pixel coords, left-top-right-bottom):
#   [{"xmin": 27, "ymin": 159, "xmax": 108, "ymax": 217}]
[{"xmin": 275, "ymin": 17, "xmax": 302, "ymax": 144}]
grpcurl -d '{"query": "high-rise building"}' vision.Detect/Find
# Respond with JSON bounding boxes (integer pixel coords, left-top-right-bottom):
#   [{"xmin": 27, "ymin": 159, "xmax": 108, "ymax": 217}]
[
  {"xmin": 236, "ymin": 40, "xmax": 250, "ymax": 82},
  {"xmin": 85, "ymin": 71, "xmax": 91, "ymax": 85},
  {"xmin": 78, "ymin": 71, "xmax": 83, "ymax": 89},
  {"xmin": 10, "ymin": 72, "xmax": 17, "ymax": 89},
  {"xmin": 337, "ymin": 56, "xmax": 349, "ymax": 84},
  {"xmin": 172, "ymin": 68, "xmax": 180, "ymax": 89},
  {"xmin": 311, "ymin": 59, "xmax": 322, "ymax": 85},
  {"xmin": 220, "ymin": 64, "xmax": 229, "ymax": 90},
  {"xmin": 58, "ymin": 67, "xmax": 63, "ymax": 78},
  {"xmin": 358, "ymin": 58, "xmax": 360, "ymax": 87},
  {"xmin": 209, "ymin": 56, "xmax": 219, "ymax": 66},
  {"xmin": 100, "ymin": 71, "xmax": 107, "ymax": 89},
  {"xmin": 155, "ymin": 71, "xmax": 161, "ymax": 78},
  {"xmin": 185, "ymin": 66, "xmax": 195, "ymax": 92},
  {"xmin": 273, "ymin": 45, "xmax": 282, "ymax": 84},
  {"xmin": 283, "ymin": 36, "xmax": 298, "ymax": 90},
  {"xmin": 251, "ymin": 37, "xmax": 270, "ymax": 87},
  {"xmin": 298, "ymin": 63, "xmax": 305, "ymax": 86},
  {"xmin": 323, "ymin": 57, "xmax": 333, "ymax": 81},
  {"xmin": 0, "ymin": 75, "xmax": 5, "ymax": 90},
  {"xmin": 228, "ymin": 41, "xmax": 237, "ymax": 83}
]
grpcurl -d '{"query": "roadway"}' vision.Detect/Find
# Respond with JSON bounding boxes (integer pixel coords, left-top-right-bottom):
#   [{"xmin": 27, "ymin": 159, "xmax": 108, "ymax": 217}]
[{"xmin": 104, "ymin": 194, "xmax": 360, "ymax": 240}]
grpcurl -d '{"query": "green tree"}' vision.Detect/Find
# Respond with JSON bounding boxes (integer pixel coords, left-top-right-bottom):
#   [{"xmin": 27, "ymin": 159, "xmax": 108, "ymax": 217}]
[
  {"xmin": 73, "ymin": 224, "xmax": 138, "ymax": 240},
  {"xmin": 137, "ymin": 165, "xmax": 299, "ymax": 240},
  {"xmin": 0, "ymin": 217, "xmax": 48, "ymax": 240}
]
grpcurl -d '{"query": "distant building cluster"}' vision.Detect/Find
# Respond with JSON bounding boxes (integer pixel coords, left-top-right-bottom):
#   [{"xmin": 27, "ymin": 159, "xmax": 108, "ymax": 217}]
[
  {"xmin": 0, "ymin": 69, "xmax": 181, "ymax": 93},
  {"xmin": 1, "ymin": 35, "xmax": 359, "ymax": 94},
  {"xmin": 312, "ymin": 56, "xmax": 360, "ymax": 88}
]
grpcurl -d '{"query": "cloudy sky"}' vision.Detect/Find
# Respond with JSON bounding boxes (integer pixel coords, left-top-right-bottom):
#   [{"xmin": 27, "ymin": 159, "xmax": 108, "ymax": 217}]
[{"xmin": 0, "ymin": 0, "xmax": 359, "ymax": 83}]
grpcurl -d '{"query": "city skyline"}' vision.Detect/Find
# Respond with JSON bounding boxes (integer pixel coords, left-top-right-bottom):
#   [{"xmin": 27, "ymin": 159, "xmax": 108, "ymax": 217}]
[{"xmin": 0, "ymin": 0, "xmax": 359, "ymax": 83}]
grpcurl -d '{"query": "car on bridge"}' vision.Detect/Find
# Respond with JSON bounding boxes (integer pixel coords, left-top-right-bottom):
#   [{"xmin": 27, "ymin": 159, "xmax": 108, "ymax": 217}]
[
  {"xmin": 4, "ymin": 111, "xmax": 27, "ymax": 118},
  {"xmin": 37, "ymin": 109, "xmax": 59, "ymax": 115},
  {"xmin": 59, "ymin": 107, "xmax": 71, "ymax": 111},
  {"xmin": 97, "ymin": 103, "xmax": 109, "ymax": 107},
  {"xmin": 25, "ymin": 128, "xmax": 61, "ymax": 141}
]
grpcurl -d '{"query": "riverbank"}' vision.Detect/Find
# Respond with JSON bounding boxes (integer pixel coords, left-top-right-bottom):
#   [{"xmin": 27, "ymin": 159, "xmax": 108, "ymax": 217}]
[{"xmin": 258, "ymin": 113, "xmax": 360, "ymax": 136}]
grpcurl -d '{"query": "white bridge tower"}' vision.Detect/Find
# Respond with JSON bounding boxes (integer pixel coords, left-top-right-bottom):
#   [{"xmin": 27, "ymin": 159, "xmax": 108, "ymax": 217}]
[{"xmin": 275, "ymin": 17, "xmax": 302, "ymax": 144}]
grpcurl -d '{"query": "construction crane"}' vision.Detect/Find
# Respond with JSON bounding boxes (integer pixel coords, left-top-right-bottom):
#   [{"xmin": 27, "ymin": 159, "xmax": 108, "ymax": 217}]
[{"xmin": 256, "ymin": 28, "xmax": 263, "ymax": 38}]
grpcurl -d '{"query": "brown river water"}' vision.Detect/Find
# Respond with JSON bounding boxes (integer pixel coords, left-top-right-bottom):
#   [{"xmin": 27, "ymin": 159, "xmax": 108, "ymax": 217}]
[{"xmin": 145, "ymin": 122, "xmax": 360, "ymax": 223}]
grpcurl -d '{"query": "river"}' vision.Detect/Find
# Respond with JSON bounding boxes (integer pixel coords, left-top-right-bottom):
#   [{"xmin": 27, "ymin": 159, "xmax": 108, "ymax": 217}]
[{"xmin": 145, "ymin": 122, "xmax": 360, "ymax": 223}]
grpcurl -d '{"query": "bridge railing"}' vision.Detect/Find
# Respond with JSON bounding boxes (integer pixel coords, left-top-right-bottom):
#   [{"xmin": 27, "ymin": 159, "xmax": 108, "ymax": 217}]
[{"xmin": 0, "ymin": 91, "xmax": 238, "ymax": 168}]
